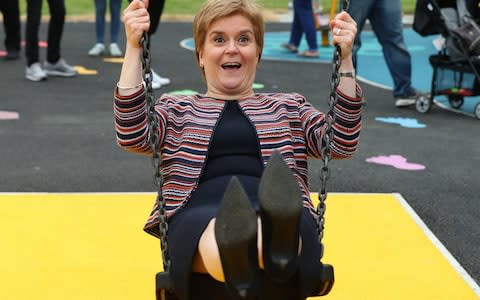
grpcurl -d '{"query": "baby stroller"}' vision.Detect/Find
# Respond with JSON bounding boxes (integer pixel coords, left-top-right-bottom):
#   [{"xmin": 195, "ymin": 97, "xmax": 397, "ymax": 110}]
[{"xmin": 413, "ymin": 0, "xmax": 480, "ymax": 119}]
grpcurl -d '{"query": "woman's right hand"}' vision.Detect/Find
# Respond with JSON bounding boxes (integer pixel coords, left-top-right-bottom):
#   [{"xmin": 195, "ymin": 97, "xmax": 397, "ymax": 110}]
[{"xmin": 122, "ymin": 0, "xmax": 150, "ymax": 49}]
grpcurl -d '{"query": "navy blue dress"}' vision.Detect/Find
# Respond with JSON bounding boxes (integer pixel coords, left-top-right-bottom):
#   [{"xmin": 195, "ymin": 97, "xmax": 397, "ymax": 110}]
[{"xmin": 167, "ymin": 100, "xmax": 322, "ymax": 300}]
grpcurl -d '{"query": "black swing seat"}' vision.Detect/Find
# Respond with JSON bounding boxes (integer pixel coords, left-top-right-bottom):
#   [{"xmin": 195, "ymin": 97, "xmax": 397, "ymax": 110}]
[{"xmin": 155, "ymin": 263, "xmax": 334, "ymax": 300}]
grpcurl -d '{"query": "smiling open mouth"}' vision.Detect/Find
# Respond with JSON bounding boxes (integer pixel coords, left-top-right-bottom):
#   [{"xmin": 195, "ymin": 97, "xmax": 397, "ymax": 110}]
[{"xmin": 222, "ymin": 63, "xmax": 241, "ymax": 69}]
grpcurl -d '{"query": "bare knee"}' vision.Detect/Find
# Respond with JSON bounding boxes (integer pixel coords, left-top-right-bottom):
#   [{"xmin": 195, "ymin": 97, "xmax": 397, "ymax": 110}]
[{"xmin": 197, "ymin": 219, "xmax": 225, "ymax": 282}]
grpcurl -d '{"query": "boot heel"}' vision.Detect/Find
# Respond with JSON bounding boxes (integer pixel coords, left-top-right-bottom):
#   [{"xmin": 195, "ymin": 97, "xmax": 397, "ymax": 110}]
[
  {"xmin": 259, "ymin": 151, "xmax": 303, "ymax": 282},
  {"xmin": 215, "ymin": 177, "xmax": 259, "ymax": 299}
]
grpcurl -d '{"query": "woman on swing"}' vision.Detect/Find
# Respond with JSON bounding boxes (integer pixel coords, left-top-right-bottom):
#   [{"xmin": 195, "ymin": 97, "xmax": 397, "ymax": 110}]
[{"xmin": 114, "ymin": 0, "xmax": 362, "ymax": 299}]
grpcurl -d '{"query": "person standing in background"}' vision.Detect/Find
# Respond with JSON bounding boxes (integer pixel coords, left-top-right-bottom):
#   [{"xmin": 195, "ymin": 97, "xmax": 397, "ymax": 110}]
[
  {"xmin": 147, "ymin": 0, "xmax": 171, "ymax": 89},
  {"xmin": 88, "ymin": 0, "xmax": 123, "ymax": 57},
  {"xmin": 348, "ymin": 0, "xmax": 420, "ymax": 107},
  {"xmin": 0, "ymin": 0, "xmax": 21, "ymax": 60},
  {"xmin": 25, "ymin": 0, "xmax": 77, "ymax": 81},
  {"xmin": 281, "ymin": 0, "xmax": 319, "ymax": 58}
]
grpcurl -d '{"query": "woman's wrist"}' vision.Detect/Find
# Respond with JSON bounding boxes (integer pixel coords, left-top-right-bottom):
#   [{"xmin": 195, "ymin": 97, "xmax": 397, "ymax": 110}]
[
  {"xmin": 339, "ymin": 71, "xmax": 355, "ymax": 78},
  {"xmin": 117, "ymin": 81, "xmax": 145, "ymax": 90}
]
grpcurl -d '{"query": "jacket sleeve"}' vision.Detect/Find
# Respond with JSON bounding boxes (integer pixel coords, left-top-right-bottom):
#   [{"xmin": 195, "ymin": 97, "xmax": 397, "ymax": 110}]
[
  {"xmin": 113, "ymin": 86, "xmax": 168, "ymax": 155},
  {"xmin": 298, "ymin": 84, "xmax": 363, "ymax": 159}
]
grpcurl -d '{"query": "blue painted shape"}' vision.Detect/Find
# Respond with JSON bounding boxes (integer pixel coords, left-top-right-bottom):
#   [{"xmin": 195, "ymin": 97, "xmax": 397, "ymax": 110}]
[{"xmin": 375, "ymin": 117, "xmax": 427, "ymax": 128}]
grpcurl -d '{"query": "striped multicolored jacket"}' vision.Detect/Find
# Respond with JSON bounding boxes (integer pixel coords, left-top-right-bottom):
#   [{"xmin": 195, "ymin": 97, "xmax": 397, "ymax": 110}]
[{"xmin": 114, "ymin": 87, "xmax": 363, "ymax": 237}]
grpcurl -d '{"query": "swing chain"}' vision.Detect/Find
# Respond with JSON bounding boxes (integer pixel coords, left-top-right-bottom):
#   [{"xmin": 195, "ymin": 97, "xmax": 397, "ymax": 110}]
[
  {"xmin": 139, "ymin": 32, "xmax": 171, "ymax": 272},
  {"xmin": 317, "ymin": 0, "xmax": 349, "ymax": 250}
]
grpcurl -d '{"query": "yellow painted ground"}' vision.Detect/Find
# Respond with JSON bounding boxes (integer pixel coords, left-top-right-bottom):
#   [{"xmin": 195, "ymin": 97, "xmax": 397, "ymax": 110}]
[{"xmin": 0, "ymin": 193, "xmax": 478, "ymax": 300}]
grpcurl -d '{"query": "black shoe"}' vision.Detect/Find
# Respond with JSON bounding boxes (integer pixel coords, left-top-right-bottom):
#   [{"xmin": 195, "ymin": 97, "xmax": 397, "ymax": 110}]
[
  {"xmin": 215, "ymin": 177, "xmax": 259, "ymax": 300},
  {"xmin": 259, "ymin": 151, "xmax": 303, "ymax": 283},
  {"xmin": 4, "ymin": 49, "xmax": 20, "ymax": 60}
]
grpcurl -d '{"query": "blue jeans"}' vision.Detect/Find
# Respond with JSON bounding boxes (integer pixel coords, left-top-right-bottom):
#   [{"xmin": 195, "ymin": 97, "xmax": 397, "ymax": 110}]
[
  {"xmin": 348, "ymin": 0, "xmax": 414, "ymax": 97},
  {"xmin": 288, "ymin": 0, "xmax": 318, "ymax": 51},
  {"xmin": 94, "ymin": 0, "xmax": 121, "ymax": 44}
]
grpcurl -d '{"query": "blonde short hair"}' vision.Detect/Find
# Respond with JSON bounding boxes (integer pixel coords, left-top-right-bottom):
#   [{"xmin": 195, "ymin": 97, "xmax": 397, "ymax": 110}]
[{"xmin": 192, "ymin": 0, "xmax": 265, "ymax": 65}]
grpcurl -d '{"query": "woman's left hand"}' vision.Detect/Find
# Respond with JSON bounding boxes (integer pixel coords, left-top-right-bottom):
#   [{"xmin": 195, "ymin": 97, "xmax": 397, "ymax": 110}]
[{"xmin": 329, "ymin": 11, "xmax": 357, "ymax": 60}]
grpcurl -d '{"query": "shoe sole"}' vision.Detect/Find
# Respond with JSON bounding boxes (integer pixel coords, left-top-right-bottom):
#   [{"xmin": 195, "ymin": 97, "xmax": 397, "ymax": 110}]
[
  {"xmin": 259, "ymin": 151, "xmax": 303, "ymax": 282},
  {"xmin": 395, "ymin": 100, "xmax": 416, "ymax": 107},
  {"xmin": 215, "ymin": 177, "xmax": 259, "ymax": 300},
  {"xmin": 281, "ymin": 44, "xmax": 298, "ymax": 53},
  {"xmin": 45, "ymin": 71, "xmax": 76, "ymax": 77},
  {"xmin": 298, "ymin": 52, "xmax": 319, "ymax": 58},
  {"xmin": 26, "ymin": 75, "xmax": 47, "ymax": 82}
]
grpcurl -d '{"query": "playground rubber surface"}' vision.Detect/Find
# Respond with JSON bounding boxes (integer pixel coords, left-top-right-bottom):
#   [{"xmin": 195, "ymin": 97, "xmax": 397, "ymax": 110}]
[{"xmin": 0, "ymin": 21, "xmax": 479, "ymax": 299}]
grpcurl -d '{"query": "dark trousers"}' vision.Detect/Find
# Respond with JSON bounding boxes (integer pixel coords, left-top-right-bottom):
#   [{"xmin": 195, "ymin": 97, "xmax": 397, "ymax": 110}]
[
  {"xmin": 148, "ymin": 0, "xmax": 166, "ymax": 36},
  {"xmin": 467, "ymin": 0, "xmax": 480, "ymax": 19},
  {"xmin": 0, "ymin": 0, "xmax": 21, "ymax": 52},
  {"xmin": 25, "ymin": 0, "xmax": 65, "ymax": 66}
]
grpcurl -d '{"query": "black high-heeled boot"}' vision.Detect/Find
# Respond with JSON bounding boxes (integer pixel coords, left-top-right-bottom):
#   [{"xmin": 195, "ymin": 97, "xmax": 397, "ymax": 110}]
[
  {"xmin": 215, "ymin": 176, "xmax": 260, "ymax": 300},
  {"xmin": 259, "ymin": 151, "xmax": 303, "ymax": 283}
]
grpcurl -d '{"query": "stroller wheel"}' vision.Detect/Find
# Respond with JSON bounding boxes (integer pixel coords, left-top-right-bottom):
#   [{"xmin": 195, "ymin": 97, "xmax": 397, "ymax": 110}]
[
  {"xmin": 415, "ymin": 94, "xmax": 431, "ymax": 113},
  {"xmin": 474, "ymin": 103, "xmax": 480, "ymax": 120},
  {"xmin": 448, "ymin": 95, "xmax": 464, "ymax": 109}
]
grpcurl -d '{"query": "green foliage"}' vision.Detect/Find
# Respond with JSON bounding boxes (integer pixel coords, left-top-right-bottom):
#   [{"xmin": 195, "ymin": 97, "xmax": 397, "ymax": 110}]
[
  {"xmin": 319, "ymin": 0, "xmax": 416, "ymax": 14},
  {"xmin": 19, "ymin": 0, "xmax": 417, "ymax": 17}
]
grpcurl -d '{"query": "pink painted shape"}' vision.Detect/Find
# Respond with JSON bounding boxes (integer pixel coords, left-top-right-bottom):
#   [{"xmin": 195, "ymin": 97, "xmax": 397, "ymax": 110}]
[
  {"xmin": 0, "ymin": 111, "xmax": 20, "ymax": 120},
  {"xmin": 366, "ymin": 154, "xmax": 426, "ymax": 171},
  {"xmin": 0, "ymin": 50, "xmax": 6, "ymax": 57}
]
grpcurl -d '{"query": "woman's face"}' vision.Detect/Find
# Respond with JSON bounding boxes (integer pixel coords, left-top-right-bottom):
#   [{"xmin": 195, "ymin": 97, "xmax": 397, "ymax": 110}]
[{"xmin": 199, "ymin": 14, "xmax": 259, "ymax": 99}]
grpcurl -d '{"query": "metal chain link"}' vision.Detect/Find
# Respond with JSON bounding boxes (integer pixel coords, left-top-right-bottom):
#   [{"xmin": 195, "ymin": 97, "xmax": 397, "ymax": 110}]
[
  {"xmin": 317, "ymin": 0, "xmax": 349, "ymax": 250},
  {"xmin": 138, "ymin": 31, "xmax": 171, "ymax": 272}
]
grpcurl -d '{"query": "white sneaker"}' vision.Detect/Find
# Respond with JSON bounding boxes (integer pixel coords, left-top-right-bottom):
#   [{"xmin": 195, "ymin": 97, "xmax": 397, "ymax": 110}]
[
  {"xmin": 109, "ymin": 43, "xmax": 123, "ymax": 57},
  {"xmin": 152, "ymin": 69, "xmax": 171, "ymax": 87},
  {"xmin": 394, "ymin": 90, "xmax": 419, "ymax": 107},
  {"xmin": 25, "ymin": 62, "xmax": 48, "ymax": 81},
  {"xmin": 151, "ymin": 77, "xmax": 162, "ymax": 89},
  {"xmin": 394, "ymin": 98, "xmax": 416, "ymax": 107},
  {"xmin": 44, "ymin": 58, "xmax": 77, "ymax": 77},
  {"xmin": 88, "ymin": 43, "xmax": 105, "ymax": 56}
]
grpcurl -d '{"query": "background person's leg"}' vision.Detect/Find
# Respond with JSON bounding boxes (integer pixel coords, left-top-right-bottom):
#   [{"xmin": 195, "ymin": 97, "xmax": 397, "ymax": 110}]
[
  {"xmin": 95, "ymin": 0, "xmax": 106, "ymax": 44},
  {"xmin": 25, "ymin": 0, "xmax": 42, "ymax": 66},
  {"xmin": 46, "ymin": 0, "xmax": 65, "ymax": 64},
  {"xmin": 347, "ymin": 0, "xmax": 375, "ymax": 68},
  {"xmin": 369, "ymin": 0, "xmax": 413, "ymax": 97}
]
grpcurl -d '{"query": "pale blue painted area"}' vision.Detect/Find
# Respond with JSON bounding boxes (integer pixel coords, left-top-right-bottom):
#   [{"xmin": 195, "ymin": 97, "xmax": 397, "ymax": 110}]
[
  {"xmin": 180, "ymin": 29, "xmax": 436, "ymax": 76},
  {"xmin": 375, "ymin": 117, "xmax": 427, "ymax": 128},
  {"xmin": 181, "ymin": 31, "xmax": 335, "ymax": 63},
  {"xmin": 180, "ymin": 28, "xmax": 480, "ymax": 116}
]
